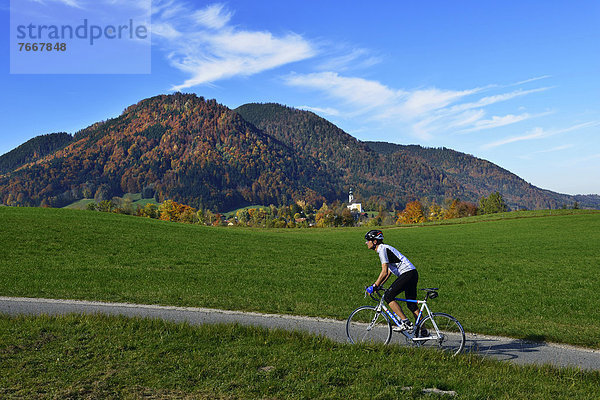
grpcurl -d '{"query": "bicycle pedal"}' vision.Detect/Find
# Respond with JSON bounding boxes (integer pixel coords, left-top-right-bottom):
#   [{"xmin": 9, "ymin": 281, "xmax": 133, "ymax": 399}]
[{"xmin": 393, "ymin": 321, "xmax": 413, "ymax": 332}]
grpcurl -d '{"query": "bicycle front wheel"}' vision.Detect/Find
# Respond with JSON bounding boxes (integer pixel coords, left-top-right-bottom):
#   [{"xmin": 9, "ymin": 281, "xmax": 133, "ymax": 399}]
[
  {"xmin": 346, "ymin": 306, "xmax": 392, "ymax": 345},
  {"xmin": 415, "ymin": 313, "xmax": 465, "ymax": 356}
]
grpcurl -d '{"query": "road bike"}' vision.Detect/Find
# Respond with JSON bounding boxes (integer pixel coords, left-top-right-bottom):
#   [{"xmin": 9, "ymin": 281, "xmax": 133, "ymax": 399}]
[{"xmin": 346, "ymin": 286, "xmax": 465, "ymax": 356}]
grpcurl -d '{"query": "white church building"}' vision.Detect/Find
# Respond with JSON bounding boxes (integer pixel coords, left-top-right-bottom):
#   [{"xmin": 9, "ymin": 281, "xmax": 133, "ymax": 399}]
[{"xmin": 347, "ymin": 189, "xmax": 363, "ymax": 213}]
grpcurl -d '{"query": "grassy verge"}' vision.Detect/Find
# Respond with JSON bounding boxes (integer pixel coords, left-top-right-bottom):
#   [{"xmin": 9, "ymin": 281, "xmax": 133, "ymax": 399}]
[
  {"xmin": 1, "ymin": 207, "xmax": 599, "ymax": 348},
  {"xmin": 1, "ymin": 314, "xmax": 598, "ymax": 399},
  {"xmin": 398, "ymin": 208, "xmax": 600, "ymax": 227}
]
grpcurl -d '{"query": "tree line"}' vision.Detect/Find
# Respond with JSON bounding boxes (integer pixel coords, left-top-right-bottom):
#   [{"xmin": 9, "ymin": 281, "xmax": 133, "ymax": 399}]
[{"xmin": 86, "ymin": 191, "xmax": 518, "ymax": 228}]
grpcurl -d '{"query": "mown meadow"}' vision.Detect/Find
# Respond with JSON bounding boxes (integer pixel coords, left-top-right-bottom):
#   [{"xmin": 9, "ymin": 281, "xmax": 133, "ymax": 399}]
[
  {"xmin": 0, "ymin": 207, "xmax": 599, "ymax": 348},
  {"xmin": 1, "ymin": 314, "xmax": 599, "ymax": 399}
]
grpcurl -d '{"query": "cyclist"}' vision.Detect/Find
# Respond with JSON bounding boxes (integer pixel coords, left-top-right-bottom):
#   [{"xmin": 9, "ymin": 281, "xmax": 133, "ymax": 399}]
[{"xmin": 365, "ymin": 229, "xmax": 419, "ymax": 331}]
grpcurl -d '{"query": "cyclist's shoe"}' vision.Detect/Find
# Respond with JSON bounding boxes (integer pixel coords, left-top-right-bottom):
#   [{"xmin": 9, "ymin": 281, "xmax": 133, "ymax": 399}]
[{"xmin": 393, "ymin": 320, "xmax": 413, "ymax": 332}]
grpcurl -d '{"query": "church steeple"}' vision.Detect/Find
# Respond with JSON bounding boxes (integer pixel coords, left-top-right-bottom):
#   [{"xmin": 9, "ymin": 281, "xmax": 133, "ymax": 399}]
[{"xmin": 346, "ymin": 188, "xmax": 363, "ymax": 213}]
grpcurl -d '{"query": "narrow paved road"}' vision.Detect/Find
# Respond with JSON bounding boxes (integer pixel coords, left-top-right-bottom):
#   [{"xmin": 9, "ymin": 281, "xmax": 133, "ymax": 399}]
[{"xmin": 1, "ymin": 296, "xmax": 599, "ymax": 371}]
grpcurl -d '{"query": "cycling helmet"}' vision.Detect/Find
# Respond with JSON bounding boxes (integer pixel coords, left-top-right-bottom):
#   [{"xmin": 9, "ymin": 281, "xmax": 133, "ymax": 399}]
[{"xmin": 364, "ymin": 230, "xmax": 384, "ymax": 242}]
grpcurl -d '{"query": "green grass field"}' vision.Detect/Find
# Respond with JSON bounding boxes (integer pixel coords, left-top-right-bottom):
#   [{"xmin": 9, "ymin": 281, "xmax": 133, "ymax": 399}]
[
  {"xmin": 63, "ymin": 193, "xmax": 160, "ymax": 210},
  {"xmin": 0, "ymin": 207, "xmax": 599, "ymax": 348},
  {"xmin": 1, "ymin": 314, "xmax": 598, "ymax": 399}
]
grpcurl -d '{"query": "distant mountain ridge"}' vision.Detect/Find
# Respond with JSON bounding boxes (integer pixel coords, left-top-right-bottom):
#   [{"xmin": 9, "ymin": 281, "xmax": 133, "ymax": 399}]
[
  {"xmin": 236, "ymin": 103, "xmax": 598, "ymax": 209},
  {"xmin": 362, "ymin": 142, "xmax": 597, "ymax": 209},
  {"xmin": 1, "ymin": 94, "xmax": 597, "ymax": 210}
]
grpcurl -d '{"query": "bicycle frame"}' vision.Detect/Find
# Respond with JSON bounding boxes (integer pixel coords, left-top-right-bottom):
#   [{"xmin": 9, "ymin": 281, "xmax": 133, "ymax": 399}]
[{"xmin": 373, "ymin": 294, "xmax": 441, "ymax": 342}]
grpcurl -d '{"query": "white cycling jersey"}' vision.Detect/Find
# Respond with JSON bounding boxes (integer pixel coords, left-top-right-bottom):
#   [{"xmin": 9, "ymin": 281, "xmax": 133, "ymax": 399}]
[{"xmin": 376, "ymin": 244, "xmax": 416, "ymax": 277}]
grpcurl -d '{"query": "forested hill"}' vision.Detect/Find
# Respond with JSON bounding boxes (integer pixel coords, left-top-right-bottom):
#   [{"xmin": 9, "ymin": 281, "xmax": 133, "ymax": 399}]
[
  {"xmin": 236, "ymin": 103, "xmax": 598, "ymax": 210},
  {"xmin": 235, "ymin": 103, "xmax": 468, "ymax": 210},
  {"xmin": 0, "ymin": 94, "xmax": 340, "ymax": 209},
  {"xmin": 1, "ymin": 94, "xmax": 598, "ymax": 210}
]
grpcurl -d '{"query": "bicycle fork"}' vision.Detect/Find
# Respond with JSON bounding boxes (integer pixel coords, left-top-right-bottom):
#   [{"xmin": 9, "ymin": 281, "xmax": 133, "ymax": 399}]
[{"xmin": 366, "ymin": 304, "xmax": 386, "ymax": 331}]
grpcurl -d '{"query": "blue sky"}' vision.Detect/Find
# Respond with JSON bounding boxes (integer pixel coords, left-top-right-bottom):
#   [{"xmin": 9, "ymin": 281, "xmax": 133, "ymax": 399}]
[{"xmin": 2, "ymin": 0, "xmax": 599, "ymax": 195}]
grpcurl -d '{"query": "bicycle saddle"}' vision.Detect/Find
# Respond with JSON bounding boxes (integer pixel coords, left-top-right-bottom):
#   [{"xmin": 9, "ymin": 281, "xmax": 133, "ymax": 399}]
[{"xmin": 420, "ymin": 288, "xmax": 439, "ymax": 299}]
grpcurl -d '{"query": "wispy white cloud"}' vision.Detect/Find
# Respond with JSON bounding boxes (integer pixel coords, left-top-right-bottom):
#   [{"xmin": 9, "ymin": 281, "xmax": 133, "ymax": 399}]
[
  {"xmin": 448, "ymin": 87, "xmax": 551, "ymax": 114},
  {"xmin": 170, "ymin": 32, "xmax": 314, "ymax": 90},
  {"xmin": 317, "ymin": 48, "xmax": 382, "ymax": 71},
  {"xmin": 192, "ymin": 3, "xmax": 232, "ymax": 29},
  {"xmin": 483, "ymin": 127, "xmax": 550, "ymax": 149},
  {"xmin": 508, "ymin": 75, "xmax": 552, "ymax": 86},
  {"xmin": 519, "ymin": 144, "xmax": 574, "ymax": 159},
  {"xmin": 151, "ymin": 22, "xmax": 181, "ymax": 39},
  {"xmin": 284, "ymin": 72, "xmax": 485, "ymax": 120},
  {"xmin": 284, "ymin": 72, "xmax": 400, "ymax": 113},
  {"xmin": 460, "ymin": 111, "xmax": 553, "ymax": 133},
  {"xmin": 296, "ymin": 105, "xmax": 341, "ymax": 116},
  {"xmin": 152, "ymin": 1, "xmax": 317, "ymax": 90},
  {"xmin": 394, "ymin": 88, "xmax": 551, "ymax": 138},
  {"xmin": 32, "ymin": 0, "xmax": 83, "ymax": 7},
  {"xmin": 483, "ymin": 121, "xmax": 600, "ymax": 149},
  {"xmin": 283, "ymin": 71, "xmax": 554, "ymax": 140},
  {"xmin": 464, "ymin": 113, "xmax": 530, "ymax": 132}
]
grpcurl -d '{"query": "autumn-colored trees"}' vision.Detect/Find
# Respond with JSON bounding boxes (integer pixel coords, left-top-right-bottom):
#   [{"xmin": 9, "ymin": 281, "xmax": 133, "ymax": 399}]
[
  {"xmin": 396, "ymin": 199, "xmax": 479, "ymax": 224},
  {"xmin": 397, "ymin": 201, "xmax": 425, "ymax": 224},
  {"xmin": 395, "ymin": 193, "xmax": 513, "ymax": 224},
  {"xmin": 158, "ymin": 199, "xmax": 197, "ymax": 223},
  {"xmin": 443, "ymin": 199, "xmax": 478, "ymax": 219}
]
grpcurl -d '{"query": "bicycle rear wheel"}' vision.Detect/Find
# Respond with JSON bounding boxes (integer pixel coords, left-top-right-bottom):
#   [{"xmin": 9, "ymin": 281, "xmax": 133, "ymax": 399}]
[
  {"xmin": 415, "ymin": 312, "xmax": 465, "ymax": 356},
  {"xmin": 346, "ymin": 306, "xmax": 392, "ymax": 345}
]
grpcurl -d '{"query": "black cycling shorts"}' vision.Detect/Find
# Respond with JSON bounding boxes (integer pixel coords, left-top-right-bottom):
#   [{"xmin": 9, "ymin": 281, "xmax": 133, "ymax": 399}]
[{"xmin": 383, "ymin": 269, "xmax": 419, "ymax": 312}]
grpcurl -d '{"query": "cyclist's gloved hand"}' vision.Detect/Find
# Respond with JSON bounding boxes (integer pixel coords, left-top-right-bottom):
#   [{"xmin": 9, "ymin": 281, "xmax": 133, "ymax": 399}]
[{"xmin": 366, "ymin": 285, "xmax": 376, "ymax": 294}]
